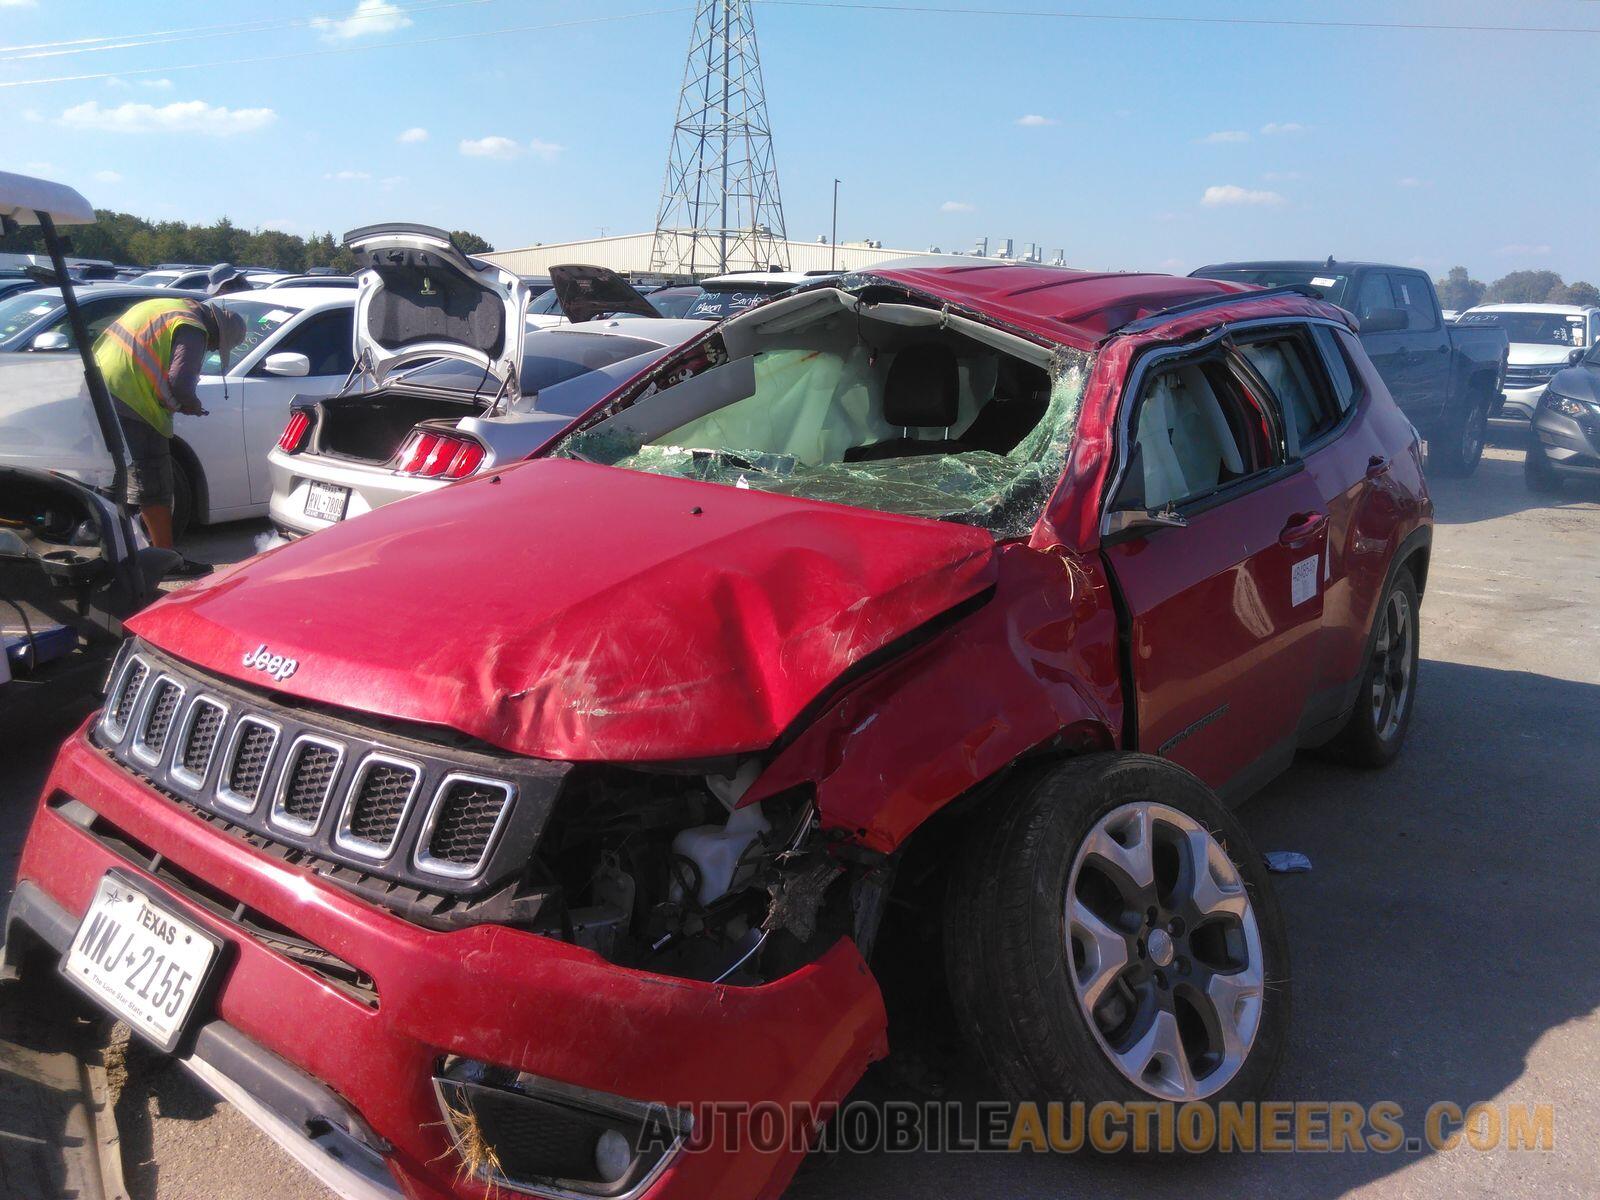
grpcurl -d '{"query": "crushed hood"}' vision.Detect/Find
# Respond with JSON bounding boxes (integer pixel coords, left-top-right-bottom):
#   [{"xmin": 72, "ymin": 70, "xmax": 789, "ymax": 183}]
[
  {"xmin": 345, "ymin": 223, "xmax": 528, "ymax": 389},
  {"xmin": 130, "ymin": 459, "xmax": 998, "ymax": 761}
]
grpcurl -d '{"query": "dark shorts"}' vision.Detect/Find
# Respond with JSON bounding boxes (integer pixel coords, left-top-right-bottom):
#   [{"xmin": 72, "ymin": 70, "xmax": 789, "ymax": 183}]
[{"xmin": 113, "ymin": 398, "xmax": 174, "ymax": 508}]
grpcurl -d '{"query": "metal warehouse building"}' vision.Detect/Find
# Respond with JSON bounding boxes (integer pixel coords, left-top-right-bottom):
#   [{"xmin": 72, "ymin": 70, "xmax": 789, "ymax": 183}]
[{"xmin": 483, "ymin": 232, "xmax": 1022, "ymax": 280}]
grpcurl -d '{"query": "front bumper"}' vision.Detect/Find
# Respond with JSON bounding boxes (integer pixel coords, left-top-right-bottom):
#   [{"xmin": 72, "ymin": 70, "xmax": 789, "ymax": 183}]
[
  {"xmin": 266, "ymin": 449, "xmax": 447, "ymax": 537},
  {"xmin": 1531, "ymin": 404, "xmax": 1600, "ymax": 476},
  {"xmin": 8, "ymin": 727, "xmax": 888, "ymax": 1200},
  {"xmin": 1498, "ymin": 384, "xmax": 1547, "ymax": 421}
]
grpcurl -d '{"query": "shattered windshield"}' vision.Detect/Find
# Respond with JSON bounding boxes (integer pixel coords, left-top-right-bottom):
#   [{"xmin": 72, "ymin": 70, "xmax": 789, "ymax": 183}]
[{"xmin": 551, "ymin": 288, "xmax": 1089, "ymax": 538}]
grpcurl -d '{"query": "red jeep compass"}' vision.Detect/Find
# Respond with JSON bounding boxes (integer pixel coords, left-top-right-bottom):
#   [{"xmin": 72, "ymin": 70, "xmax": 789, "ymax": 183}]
[{"xmin": 5, "ymin": 263, "xmax": 1431, "ymax": 1199}]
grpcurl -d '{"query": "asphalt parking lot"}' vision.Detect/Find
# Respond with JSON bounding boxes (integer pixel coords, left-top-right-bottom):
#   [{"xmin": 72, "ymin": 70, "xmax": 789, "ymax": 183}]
[{"xmin": 2, "ymin": 427, "xmax": 1596, "ymax": 1200}]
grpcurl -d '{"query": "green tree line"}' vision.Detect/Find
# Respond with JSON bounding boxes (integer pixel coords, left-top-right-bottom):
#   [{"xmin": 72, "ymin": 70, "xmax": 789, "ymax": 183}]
[
  {"xmin": 1435, "ymin": 266, "xmax": 1599, "ymax": 312},
  {"xmin": 0, "ymin": 211, "xmax": 493, "ymax": 273}
]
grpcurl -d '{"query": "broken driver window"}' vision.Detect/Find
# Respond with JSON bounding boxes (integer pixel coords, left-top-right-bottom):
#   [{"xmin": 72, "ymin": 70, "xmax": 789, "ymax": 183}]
[{"xmin": 552, "ymin": 287, "xmax": 1091, "ymax": 539}]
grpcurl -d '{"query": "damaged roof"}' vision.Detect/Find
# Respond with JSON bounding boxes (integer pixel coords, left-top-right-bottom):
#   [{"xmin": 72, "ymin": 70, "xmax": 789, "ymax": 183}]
[{"xmin": 860, "ymin": 263, "xmax": 1257, "ymax": 351}]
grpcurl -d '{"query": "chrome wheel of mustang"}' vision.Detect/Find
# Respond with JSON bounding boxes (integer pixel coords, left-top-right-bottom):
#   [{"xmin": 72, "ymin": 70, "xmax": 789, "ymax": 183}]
[
  {"xmin": 1369, "ymin": 589, "xmax": 1414, "ymax": 743},
  {"xmin": 1066, "ymin": 802, "xmax": 1263, "ymax": 1100}
]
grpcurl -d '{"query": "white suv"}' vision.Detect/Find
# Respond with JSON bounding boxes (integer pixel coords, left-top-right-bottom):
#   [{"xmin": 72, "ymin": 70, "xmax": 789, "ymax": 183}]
[{"xmin": 1457, "ymin": 303, "xmax": 1600, "ymax": 419}]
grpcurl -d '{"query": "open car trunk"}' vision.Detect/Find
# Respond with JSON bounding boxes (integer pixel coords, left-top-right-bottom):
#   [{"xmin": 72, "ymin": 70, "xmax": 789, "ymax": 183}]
[{"xmin": 312, "ymin": 388, "xmax": 487, "ymax": 465}]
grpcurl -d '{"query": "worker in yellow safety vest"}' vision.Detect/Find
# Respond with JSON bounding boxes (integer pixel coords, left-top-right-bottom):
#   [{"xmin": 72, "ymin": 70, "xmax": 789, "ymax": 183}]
[{"xmin": 93, "ymin": 264, "xmax": 248, "ymax": 577}]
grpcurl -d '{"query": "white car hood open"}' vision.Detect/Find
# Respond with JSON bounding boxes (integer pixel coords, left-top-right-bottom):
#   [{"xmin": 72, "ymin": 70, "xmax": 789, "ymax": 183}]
[
  {"xmin": 346, "ymin": 223, "xmax": 528, "ymax": 391},
  {"xmin": 0, "ymin": 353, "xmax": 116, "ymax": 487}
]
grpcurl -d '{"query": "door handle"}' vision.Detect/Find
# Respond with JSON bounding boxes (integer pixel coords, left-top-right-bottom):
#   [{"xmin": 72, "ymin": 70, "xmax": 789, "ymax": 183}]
[
  {"xmin": 1279, "ymin": 511, "xmax": 1328, "ymax": 547},
  {"xmin": 1366, "ymin": 454, "xmax": 1391, "ymax": 479}
]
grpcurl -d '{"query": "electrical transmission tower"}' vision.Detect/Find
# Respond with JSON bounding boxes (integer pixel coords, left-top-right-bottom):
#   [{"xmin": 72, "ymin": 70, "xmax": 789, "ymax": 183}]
[{"xmin": 650, "ymin": 0, "xmax": 789, "ymax": 277}]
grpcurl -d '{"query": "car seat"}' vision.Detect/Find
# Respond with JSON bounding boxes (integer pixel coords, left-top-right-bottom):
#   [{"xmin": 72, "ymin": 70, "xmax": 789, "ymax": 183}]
[{"xmin": 844, "ymin": 343, "xmax": 968, "ymax": 462}]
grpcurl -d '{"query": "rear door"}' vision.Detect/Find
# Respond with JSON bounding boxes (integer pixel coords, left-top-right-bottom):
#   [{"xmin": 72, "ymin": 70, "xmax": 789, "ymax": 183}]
[
  {"xmin": 1353, "ymin": 271, "xmax": 1444, "ymax": 426},
  {"xmin": 1100, "ymin": 335, "xmax": 1329, "ymax": 796},
  {"xmin": 1233, "ymin": 322, "xmax": 1375, "ymax": 729}
]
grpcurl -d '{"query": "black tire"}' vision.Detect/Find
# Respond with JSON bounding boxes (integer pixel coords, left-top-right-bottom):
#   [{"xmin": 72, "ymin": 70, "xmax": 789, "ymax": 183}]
[
  {"xmin": 1523, "ymin": 444, "xmax": 1564, "ymax": 495},
  {"xmin": 944, "ymin": 754, "xmax": 1290, "ymax": 1123},
  {"xmin": 1429, "ymin": 390, "xmax": 1490, "ymax": 477},
  {"xmin": 170, "ymin": 458, "xmax": 194, "ymax": 540},
  {"xmin": 1325, "ymin": 568, "xmax": 1420, "ymax": 767}
]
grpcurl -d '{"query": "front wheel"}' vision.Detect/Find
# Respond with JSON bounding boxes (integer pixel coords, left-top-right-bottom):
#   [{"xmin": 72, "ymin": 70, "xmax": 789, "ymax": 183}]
[
  {"xmin": 945, "ymin": 754, "xmax": 1290, "ymax": 1115},
  {"xmin": 1523, "ymin": 444, "xmax": 1564, "ymax": 495},
  {"xmin": 1430, "ymin": 392, "xmax": 1490, "ymax": 477}
]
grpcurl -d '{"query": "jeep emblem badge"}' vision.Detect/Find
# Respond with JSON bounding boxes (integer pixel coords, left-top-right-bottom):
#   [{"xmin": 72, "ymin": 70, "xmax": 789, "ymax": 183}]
[{"xmin": 242, "ymin": 643, "xmax": 299, "ymax": 683}]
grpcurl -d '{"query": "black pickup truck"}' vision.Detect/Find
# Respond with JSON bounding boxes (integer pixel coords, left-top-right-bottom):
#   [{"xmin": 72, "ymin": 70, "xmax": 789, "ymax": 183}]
[{"xmin": 1191, "ymin": 260, "xmax": 1509, "ymax": 476}]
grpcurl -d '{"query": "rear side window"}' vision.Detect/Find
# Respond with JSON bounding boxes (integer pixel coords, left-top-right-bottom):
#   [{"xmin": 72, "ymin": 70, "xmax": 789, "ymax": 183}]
[
  {"xmin": 1311, "ymin": 325, "xmax": 1358, "ymax": 413},
  {"xmin": 1237, "ymin": 334, "xmax": 1341, "ymax": 453},
  {"xmin": 1115, "ymin": 355, "xmax": 1275, "ymax": 512},
  {"xmin": 1391, "ymin": 274, "xmax": 1437, "ymax": 331}
]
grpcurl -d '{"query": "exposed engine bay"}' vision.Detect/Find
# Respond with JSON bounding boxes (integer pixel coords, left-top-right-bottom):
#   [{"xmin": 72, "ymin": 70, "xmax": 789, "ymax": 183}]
[{"xmin": 531, "ymin": 768, "xmax": 882, "ymax": 985}]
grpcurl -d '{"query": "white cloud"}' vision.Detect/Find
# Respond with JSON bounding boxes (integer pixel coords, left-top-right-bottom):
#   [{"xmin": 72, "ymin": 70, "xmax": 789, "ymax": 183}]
[
  {"xmin": 379, "ymin": 175, "xmax": 405, "ymax": 190},
  {"xmin": 1197, "ymin": 130, "xmax": 1250, "ymax": 144},
  {"xmin": 59, "ymin": 99, "xmax": 277, "ymax": 136},
  {"xmin": 1397, "ymin": 176, "xmax": 1427, "ymax": 188},
  {"xmin": 1202, "ymin": 184, "xmax": 1286, "ymax": 207},
  {"xmin": 1497, "ymin": 243, "xmax": 1551, "ymax": 257},
  {"xmin": 1261, "ymin": 121, "xmax": 1307, "ymax": 136},
  {"xmin": 397, "ymin": 126, "xmax": 429, "ymax": 143},
  {"xmin": 940, "ymin": 200, "xmax": 976, "ymax": 214},
  {"xmin": 312, "ymin": 0, "xmax": 412, "ymax": 41},
  {"xmin": 460, "ymin": 135, "xmax": 521, "ymax": 159},
  {"xmin": 24, "ymin": 161, "xmax": 58, "ymax": 173},
  {"xmin": 1015, "ymin": 114, "xmax": 1058, "ymax": 127},
  {"xmin": 92, "ymin": 169, "xmax": 123, "ymax": 183},
  {"xmin": 1159, "ymin": 257, "xmax": 1185, "ymax": 271},
  {"xmin": 0, "ymin": 1, "xmax": 39, "ymax": 8},
  {"xmin": 142, "ymin": 78, "xmax": 175, "ymax": 91},
  {"xmin": 528, "ymin": 137, "xmax": 564, "ymax": 161},
  {"xmin": 323, "ymin": 169, "xmax": 372, "ymax": 180}
]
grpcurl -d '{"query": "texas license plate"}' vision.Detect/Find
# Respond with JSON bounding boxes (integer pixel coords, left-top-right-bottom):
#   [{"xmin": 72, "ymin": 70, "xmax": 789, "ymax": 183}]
[
  {"xmin": 304, "ymin": 481, "xmax": 350, "ymax": 523},
  {"xmin": 62, "ymin": 873, "xmax": 222, "ymax": 1052}
]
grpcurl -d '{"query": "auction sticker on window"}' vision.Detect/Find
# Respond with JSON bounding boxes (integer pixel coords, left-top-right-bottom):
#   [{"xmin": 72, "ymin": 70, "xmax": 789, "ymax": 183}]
[
  {"xmin": 1292, "ymin": 556, "xmax": 1320, "ymax": 607},
  {"xmin": 62, "ymin": 873, "xmax": 221, "ymax": 1052}
]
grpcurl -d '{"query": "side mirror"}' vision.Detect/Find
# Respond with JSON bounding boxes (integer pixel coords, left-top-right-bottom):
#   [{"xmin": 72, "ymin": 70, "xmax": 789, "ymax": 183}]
[
  {"xmin": 1105, "ymin": 505, "xmax": 1189, "ymax": 541},
  {"xmin": 30, "ymin": 330, "xmax": 70, "ymax": 351},
  {"xmin": 1567, "ymin": 347, "xmax": 1585, "ymax": 365},
  {"xmin": 1359, "ymin": 308, "xmax": 1408, "ymax": 334},
  {"xmin": 262, "ymin": 351, "xmax": 311, "ymax": 378},
  {"xmin": 0, "ymin": 528, "xmax": 31, "ymax": 560}
]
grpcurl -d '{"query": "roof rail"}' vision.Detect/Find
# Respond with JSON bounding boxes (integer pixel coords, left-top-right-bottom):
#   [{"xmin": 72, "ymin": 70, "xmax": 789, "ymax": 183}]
[{"xmin": 1112, "ymin": 283, "xmax": 1325, "ymax": 338}]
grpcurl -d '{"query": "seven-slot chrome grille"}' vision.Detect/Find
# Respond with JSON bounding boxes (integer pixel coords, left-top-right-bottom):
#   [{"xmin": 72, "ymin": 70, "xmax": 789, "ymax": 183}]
[{"xmin": 94, "ymin": 641, "xmax": 568, "ymax": 897}]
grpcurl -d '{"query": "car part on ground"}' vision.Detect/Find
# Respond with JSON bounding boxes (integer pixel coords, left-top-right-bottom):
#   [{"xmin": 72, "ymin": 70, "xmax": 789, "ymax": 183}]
[{"xmin": 6, "ymin": 262, "xmax": 1432, "ymax": 1199}]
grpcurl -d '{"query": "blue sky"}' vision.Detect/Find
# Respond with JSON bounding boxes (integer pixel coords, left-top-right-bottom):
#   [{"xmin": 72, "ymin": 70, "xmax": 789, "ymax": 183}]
[{"xmin": 4, "ymin": 0, "xmax": 1597, "ymax": 280}]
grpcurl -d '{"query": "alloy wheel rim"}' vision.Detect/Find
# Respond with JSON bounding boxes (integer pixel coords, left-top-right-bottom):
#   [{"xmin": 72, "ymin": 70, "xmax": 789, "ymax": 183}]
[
  {"xmin": 1369, "ymin": 589, "xmax": 1413, "ymax": 741},
  {"xmin": 1065, "ymin": 803, "xmax": 1264, "ymax": 1100}
]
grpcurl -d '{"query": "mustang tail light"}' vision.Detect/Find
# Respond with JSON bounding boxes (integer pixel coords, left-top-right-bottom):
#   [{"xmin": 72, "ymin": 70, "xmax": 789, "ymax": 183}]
[
  {"xmin": 395, "ymin": 430, "xmax": 487, "ymax": 480},
  {"xmin": 277, "ymin": 410, "xmax": 312, "ymax": 453}
]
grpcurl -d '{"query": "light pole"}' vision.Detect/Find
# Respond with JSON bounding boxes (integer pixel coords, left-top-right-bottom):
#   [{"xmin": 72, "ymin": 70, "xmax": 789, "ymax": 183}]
[{"xmin": 830, "ymin": 178, "xmax": 840, "ymax": 272}]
